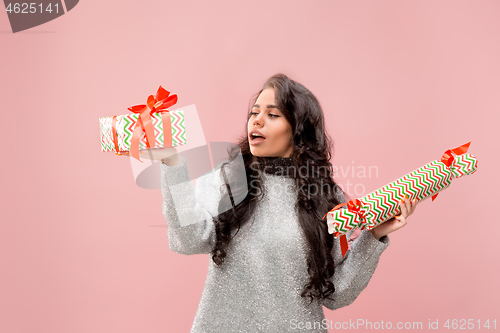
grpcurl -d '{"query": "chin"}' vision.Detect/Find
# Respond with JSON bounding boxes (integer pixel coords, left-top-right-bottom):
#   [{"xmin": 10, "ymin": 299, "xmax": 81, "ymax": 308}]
[{"xmin": 250, "ymin": 147, "xmax": 264, "ymax": 157}]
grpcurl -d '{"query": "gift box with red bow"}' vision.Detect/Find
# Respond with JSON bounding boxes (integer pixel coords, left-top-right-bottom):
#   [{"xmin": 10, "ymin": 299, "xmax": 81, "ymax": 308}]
[
  {"xmin": 322, "ymin": 142, "xmax": 478, "ymax": 258},
  {"xmin": 99, "ymin": 86, "xmax": 187, "ymax": 162}
]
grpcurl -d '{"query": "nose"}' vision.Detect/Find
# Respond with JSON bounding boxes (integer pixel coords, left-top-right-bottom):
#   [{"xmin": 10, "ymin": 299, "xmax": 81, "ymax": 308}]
[{"xmin": 253, "ymin": 113, "xmax": 264, "ymax": 127}]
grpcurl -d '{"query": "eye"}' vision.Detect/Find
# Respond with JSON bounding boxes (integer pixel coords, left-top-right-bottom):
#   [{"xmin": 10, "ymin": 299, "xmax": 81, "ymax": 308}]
[{"xmin": 250, "ymin": 111, "xmax": 280, "ymax": 118}]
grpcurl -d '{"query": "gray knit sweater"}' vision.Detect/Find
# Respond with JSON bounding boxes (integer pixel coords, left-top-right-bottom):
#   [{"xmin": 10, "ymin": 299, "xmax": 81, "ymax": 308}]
[{"xmin": 160, "ymin": 155, "xmax": 390, "ymax": 333}]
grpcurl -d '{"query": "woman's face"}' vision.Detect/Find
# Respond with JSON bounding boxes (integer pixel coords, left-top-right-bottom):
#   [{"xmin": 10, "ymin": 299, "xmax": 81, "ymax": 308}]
[{"xmin": 247, "ymin": 87, "xmax": 293, "ymax": 158}]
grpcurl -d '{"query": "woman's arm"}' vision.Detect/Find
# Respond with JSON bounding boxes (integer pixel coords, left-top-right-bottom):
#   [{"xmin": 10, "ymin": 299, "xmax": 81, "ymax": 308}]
[
  {"xmin": 321, "ymin": 195, "xmax": 417, "ymax": 310},
  {"xmin": 321, "ymin": 191, "xmax": 390, "ymax": 310},
  {"xmin": 321, "ymin": 228, "xmax": 389, "ymax": 310},
  {"xmin": 161, "ymin": 155, "xmax": 222, "ymax": 255}
]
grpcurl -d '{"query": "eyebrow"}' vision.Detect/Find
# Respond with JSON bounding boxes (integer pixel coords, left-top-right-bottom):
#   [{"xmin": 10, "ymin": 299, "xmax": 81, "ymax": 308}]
[{"xmin": 252, "ymin": 104, "xmax": 279, "ymax": 110}]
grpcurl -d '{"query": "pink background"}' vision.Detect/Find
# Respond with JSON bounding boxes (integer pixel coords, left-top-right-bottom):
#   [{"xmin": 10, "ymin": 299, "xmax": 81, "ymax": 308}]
[{"xmin": 1, "ymin": 1, "xmax": 499, "ymax": 332}]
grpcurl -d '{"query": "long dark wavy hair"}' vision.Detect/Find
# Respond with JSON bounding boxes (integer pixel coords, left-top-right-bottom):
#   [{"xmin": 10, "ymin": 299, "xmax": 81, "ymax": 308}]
[{"xmin": 210, "ymin": 73, "xmax": 351, "ymax": 306}]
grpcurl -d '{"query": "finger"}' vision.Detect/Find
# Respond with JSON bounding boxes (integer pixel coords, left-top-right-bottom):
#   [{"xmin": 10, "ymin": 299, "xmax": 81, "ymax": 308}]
[
  {"xmin": 394, "ymin": 214, "xmax": 407, "ymax": 228},
  {"xmin": 406, "ymin": 199, "xmax": 413, "ymax": 215},
  {"xmin": 409, "ymin": 198, "xmax": 418, "ymax": 214},
  {"xmin": 399, "ymin": 200, "xmax": 408, "ymax": 217},
  {"xmin": 404, "ymin": 194, "xmax": 411, "ymax": 212},
  {"xmin": 399, "ymin": 200, "xmax": 407, "ymax": 216},
  {"xmin": 410, "ymin": 199, "xmax": 417, "ymax": 214},
  {"xmin": 398, "ymin": 216, "xmax": 407, "ymax": 227}
]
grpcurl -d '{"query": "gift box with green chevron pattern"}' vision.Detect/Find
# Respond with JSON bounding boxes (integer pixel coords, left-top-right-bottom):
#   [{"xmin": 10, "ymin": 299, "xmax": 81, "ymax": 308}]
[
  {"xmin": 323, "ymin": 142, "xmax": 478, "ymax": 238},
  {"xmin": 99, "ymin": 109, "xmax": 186, "ymax": 153}
]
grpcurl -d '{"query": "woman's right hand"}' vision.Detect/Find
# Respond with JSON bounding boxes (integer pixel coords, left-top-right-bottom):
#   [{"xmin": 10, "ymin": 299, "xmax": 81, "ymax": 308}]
[{"xmin": 370, "ymin": 195, "xmax": 418, "ymax": 240}]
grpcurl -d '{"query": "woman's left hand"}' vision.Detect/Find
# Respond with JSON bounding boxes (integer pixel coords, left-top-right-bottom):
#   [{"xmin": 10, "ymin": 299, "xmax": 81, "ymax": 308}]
[{"xmin": 370, "ymin": 195, "xmax": 418, "ymax": 240}]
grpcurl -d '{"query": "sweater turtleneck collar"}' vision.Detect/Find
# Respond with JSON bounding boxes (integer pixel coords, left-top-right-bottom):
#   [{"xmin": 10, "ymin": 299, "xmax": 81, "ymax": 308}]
[{"xmin": 253, "ymin": 155, "xmax": 294, "ymax": 177}]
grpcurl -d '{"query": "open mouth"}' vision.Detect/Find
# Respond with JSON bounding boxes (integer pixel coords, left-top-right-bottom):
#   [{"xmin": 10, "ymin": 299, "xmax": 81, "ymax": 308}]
[{"xmin": 249, "ymin": 133, "xmax": 266, "ymax": 145}]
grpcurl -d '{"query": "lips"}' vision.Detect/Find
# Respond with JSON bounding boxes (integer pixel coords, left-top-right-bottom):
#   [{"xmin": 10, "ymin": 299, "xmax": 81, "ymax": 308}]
[
  {"xmin": 249, "ymin": 129, "xmax": 267, "ymax": 145},
  {"xmin": 249, "ymin": 129, "xmax": 266, "ymax": 139},
  {"xmin": 250, "ymin": 136, "xmax": 266, "ymax": 145}
]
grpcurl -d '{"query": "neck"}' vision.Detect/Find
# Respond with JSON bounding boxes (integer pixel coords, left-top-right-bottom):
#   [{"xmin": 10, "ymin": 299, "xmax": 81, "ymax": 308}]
[{"xmin": 253, "ymin": 155, "xmax": 294, "ymax": 177}]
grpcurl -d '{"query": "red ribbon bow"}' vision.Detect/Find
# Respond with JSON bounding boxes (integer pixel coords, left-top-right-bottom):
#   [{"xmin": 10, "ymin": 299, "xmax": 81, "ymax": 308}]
[
  {"xmin": 111, "ymin": 86, "xmax": 178, "ymax": 162},
  {"xmin": 431, "ymin": 141, "xmax": 471, "ymax": 201},
  {"xmin": 322, "ymin": 199, "xmax": 368, "ymax": 258}
]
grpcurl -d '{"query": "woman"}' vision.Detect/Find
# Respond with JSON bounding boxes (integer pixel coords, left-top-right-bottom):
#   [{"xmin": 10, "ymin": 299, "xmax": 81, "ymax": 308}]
[{"xmin": 145, "ymin": 73, "xmax": 417, "ymax": 332}]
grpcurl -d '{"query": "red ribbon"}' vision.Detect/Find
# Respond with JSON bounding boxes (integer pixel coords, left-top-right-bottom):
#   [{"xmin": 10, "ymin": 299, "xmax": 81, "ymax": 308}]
[
  {"xmin": 432, "ymin": 141, "xmax": 471, "ymax": 201},
  {"xmin": 322, "ymin": 199, "xmax": 368, "ymax": 258},
  {"xmin": 111, "ymin": 116, "xmax": 120, "ymax": 154},
  {"xmin": 122, "ymin": 86, "xmax": 178, "ymax": 162}
]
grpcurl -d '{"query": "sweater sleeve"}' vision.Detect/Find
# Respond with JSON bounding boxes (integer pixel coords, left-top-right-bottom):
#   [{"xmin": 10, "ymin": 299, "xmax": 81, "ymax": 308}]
[
  {"xmin": 160, "ymin": 155, "xmax": 223, "ymax": 255},
  {"xmin": 321, "ymin": 193, "xmax": 390, "ymax": 310},
  {"xmin": 321, "ymin": 229, "xmax": 389, "ymax": 310}
]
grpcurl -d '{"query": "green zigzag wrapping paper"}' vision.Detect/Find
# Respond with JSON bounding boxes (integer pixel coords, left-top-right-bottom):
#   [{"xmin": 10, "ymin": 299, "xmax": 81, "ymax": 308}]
[
  {"xmin": 99, "ymin": 109, "xmax": 187, "ymax": 153},
  {"xmin": 322, "ymin": 142, "xmax": 477, "ymax": 257}
]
